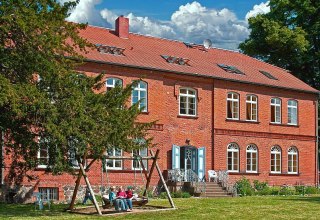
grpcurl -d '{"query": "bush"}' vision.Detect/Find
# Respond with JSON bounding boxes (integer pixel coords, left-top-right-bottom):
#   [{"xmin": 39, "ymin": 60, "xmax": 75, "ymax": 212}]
[
  {"xmin": 305, "ymin": 186, "xmax": 319, "ymax": 195},
  {"xmin": 279, "ymin": 185, "xmax": 296, "ymax": 196},
  {"xmin": 294, "ymin": 185, "xmax": 305, "ymax": 195},
  {"xmin": 159, "ymin": 192, "xmax": 168, "ymax": 199},
  {"xmin": 253, "ymin": 180, "xmax": 268, "ymax": 191},
  {"xmin": 235, "ymin": 177, "xmax": 254, "ymax": 196},
  {"xmin": 159, "ymin": 191, "xmax": 191, "ymax": 199}
]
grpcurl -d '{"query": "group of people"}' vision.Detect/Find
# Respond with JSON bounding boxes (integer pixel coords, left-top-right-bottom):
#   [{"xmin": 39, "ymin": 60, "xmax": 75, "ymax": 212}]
[
  {"xmin": 82, "ymin": 186, "xmax": 135, "ymax": 212},
  {"xmin": 108, "ymin": 186, "xmax": 134, "ymax": 212}
]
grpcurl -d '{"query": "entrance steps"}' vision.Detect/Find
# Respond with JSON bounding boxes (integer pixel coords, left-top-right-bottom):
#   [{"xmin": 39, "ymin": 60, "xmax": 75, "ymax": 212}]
[{"xmin": 201, "ymin": 182, "xmax": 232, "ymax": 198}]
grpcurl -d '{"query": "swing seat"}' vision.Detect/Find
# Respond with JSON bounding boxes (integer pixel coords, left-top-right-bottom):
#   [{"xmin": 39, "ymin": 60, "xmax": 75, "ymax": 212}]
[{"xmin": 102, "ymin": 197, "xmax": 148, "ymax": 209}]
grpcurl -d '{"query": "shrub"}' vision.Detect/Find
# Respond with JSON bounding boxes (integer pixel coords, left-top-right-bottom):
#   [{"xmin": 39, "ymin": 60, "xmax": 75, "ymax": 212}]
[
  {"xmin": 305, "ymin": 186, "xmax": 319, "ymax": 195},
  {"xmin": 279, "ymin": 185, "xmax": 296, "ymax": 196},
  {"xmin": 294, "ymin": 185, "xmax": 305, "ymax": 195},
  {"xmin": 253, "ymin": 180, "xmax": 268, "ymax": 191},
  {"xmin": 235, "ymin": 177, "xmax": 254, "ymax": 196},
  {"xmin": 159, "ymin": 192, "xmax": 168, "ymax": 199}
]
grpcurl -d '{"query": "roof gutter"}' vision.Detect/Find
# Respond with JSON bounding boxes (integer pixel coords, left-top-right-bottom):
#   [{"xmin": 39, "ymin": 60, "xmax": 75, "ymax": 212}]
[{"xmin": 74, "ymin": 57, "xmax": 320, "ymax": 95}]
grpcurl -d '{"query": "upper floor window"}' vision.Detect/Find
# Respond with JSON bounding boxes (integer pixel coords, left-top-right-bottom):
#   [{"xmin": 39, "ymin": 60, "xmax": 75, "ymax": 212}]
[
  {"xmin": 246, "ymin": 95, "xmax": 258, "ymax": 121},
  {"xmin": 288, "ymin": 147, "xmax": 298, "ymax": 174},
  {"xmin": 106, "ymin": 148, "xmax": 122, "ymax": 170},
  {"xmin": 271, "ymin": 98, "xmax": 281, "ymax": 123},
  {"xmin": 179, "ymin": 88, "xmax": 197, "ymax": 116},
  {"xmin": 246, "ymin": 144, "xmax": 258, "ymax": 173},
  {"xmin": 270, "ymin": 146, "xmax": 281, "ymax": 173},
  {"xmin": 132, "ymin": 81, "xmax": 147, "ymax": 112},
  {"xmin": 132, "ymin": 148, "xmax": 148, "ymax": 170},
  {"xmin": 287, "ymin": 100, "xmax": 298, "ymax": 125},
  {"xmin": 38, "ymin": 138, "xmax": 49, "ymax": 168},
  {"xmin": 227, "ymin": 143, "xmax": 239, "ymax": 172},
  {"xmin": 106, "ymin": 78, "xmax": 123, "ymax": 92},
  {"xmin": 227, "ymin": 93, "xmax": 239, "ymax": 120}
]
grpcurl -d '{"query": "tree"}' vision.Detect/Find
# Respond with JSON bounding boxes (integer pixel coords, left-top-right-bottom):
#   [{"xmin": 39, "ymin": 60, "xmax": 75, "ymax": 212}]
[
  {"xmin": 239, "ymin": 0, "xmax": 320, "ymax": 90},
  {"xmin": 0, "ymin": 0, "xmax": 153, "ymax": 184}
]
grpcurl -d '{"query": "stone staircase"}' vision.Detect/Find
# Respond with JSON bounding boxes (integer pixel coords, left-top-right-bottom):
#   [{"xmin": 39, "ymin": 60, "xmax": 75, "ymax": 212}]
[{"xmin": 201, "ymin": 182, "xmax": 232, "ymax": 198}]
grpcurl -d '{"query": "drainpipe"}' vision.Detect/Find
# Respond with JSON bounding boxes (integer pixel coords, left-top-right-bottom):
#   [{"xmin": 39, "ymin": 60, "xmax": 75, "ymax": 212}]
[{"xmin": 316, "ymin": 99, "xmax": 319, "ymax": 186}]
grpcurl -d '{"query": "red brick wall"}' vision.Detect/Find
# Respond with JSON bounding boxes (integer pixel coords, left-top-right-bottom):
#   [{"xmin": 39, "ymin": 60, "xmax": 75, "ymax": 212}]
[
  {"xmin": 213, "ymin": 80, "xmax": 317, "ymax": 185},
  {"xmin": 2, "ymin": 63, "xmax": 318, "ymax": 202}
]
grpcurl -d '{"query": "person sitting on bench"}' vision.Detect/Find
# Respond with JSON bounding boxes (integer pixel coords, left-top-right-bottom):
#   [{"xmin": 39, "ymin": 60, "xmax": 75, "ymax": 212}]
[
  {"xmin": 108, "ymin": 186, "xmax": 119, "ymax": 211},
  {"xmin": 125, "ymin": 186, "xmax": 133, "ymax": 211},
  {"xmin": 116, "ymin": 186, "xmax": 128, "ymax": 212}
]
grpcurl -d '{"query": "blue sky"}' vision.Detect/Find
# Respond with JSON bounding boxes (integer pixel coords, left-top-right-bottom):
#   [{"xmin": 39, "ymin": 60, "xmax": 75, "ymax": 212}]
[
  {"xmin": 98, "ymin": 0, "xmax": 266, "ymax": 20},
  {"xmin": 61, "ymin": 0, "xmax": 270, "ymax": 50}
]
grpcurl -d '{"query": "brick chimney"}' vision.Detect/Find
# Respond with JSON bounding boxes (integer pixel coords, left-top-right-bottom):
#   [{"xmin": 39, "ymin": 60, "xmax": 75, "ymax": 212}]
[{"xmin": 115, "ymin": 16, "xmax": 129, "ymax": 39}]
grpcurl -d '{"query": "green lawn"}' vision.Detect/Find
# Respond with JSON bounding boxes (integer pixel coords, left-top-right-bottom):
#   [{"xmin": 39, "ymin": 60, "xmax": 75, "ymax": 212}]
[{"xmin": 1, "ymin": 196, "xmax": 320, "ymax": 220}]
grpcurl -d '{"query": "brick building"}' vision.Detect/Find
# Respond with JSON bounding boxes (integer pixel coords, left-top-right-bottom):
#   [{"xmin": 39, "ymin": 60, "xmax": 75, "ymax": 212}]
[{"xmin": 1, "ymin": 16, "xmax": 319, "ymax": 202}]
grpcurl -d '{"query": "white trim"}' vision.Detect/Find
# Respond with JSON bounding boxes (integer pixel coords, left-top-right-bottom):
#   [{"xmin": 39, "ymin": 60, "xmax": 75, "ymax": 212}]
[
  {"xmin": 246, "ymin": 95, "xmax": 258, "ymax": 122},
  {"xmin": 246, "ymin": 144, "xmax": 258, "ymax": 173},
  {"xmin": 106, "ymin": 148, "xmax": 123, "ymax": 170},
  {"xmin": 132, "ymin": 148, "xmax": 148, "ymax": 170},
  {"xmin": 227, "ymin": 143, "xmax": 239, "ymax": 172},
  {"xmin": 270, "ymin": 146, "xmax": 281, "ymax": 173},
  {"xmin": 106, "ymin": 77, "xmax": 123, "ymax": 91},
  {"xmin": 178, "ymin": 88, "xmax": 197, "ymax": 116},
  {"xmin": 270, "ymin": 98, "xmax": 281, "ymax": 124},
  {"xmin": 287, "ymin": 100, "xmax": 298, "ymax": 125},
  {"xmin": 226, "ymin": 92, "xmax": 239, "ymax": 120},
  {"xmin": 132, "ymin": 81, "xmax": 148, "ymax": 112},
  {"xmin": 288, "ymin": 146, "xmax": 298, "ymax": 174}
]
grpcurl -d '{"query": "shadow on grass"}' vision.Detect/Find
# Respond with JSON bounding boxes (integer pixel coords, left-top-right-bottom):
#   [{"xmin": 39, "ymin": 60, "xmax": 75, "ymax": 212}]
[
  {"xmin": 276, "ymin": 196, "xmax": 320, "ymax": 204},
  {"xmin": 0, "ymin": 203, "xmax": 73, "ymax": 218}
]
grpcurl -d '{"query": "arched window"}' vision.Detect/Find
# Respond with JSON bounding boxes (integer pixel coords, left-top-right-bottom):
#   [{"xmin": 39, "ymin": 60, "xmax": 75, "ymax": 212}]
[
  {"xmin": 227, "ymin": 92, "xmax": 239, "ymax": 120},
  {"xmin": 288, "ymin": 100, "xmax": 298, "ymax": 125},
  {"xmin": 246, "ymin": 95, "xmax": 258, "ymax": 121},
  {"xmin": 271, "ymin": 145, "xmax": 281, "ymax": 173},
  {"xmin": 246, "ymin": 144, "xmax": 258, "ymax": 173},
  {"xmin": 288, "ymin": 147, "xmax": 298, "ymax": 174},
  {"xmin": 106, "ymin": 77, "xmax": 123, "ymax": 92},
  {"xmin": 271, "ymin": 98, "xmax": 281, "ymax": 123},
  {"xmin": 227, "ymin": 143, "xmax": 239, "ymax": 172},
  {"xmin": 132, "ymin": 81, "xmax": 148, "ymax": 112},
  {"xmin": 179, "ymin": 88, "xmax": 197, "ymax": 116}
]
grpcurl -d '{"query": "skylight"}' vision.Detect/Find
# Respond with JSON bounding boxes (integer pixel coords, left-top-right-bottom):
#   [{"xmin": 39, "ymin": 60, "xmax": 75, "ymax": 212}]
[
  {"xmin": 259, "ymin": 70, "xmax": 278, "ymax": 80},
  {"xmin": 96, "ymin": 44, "xmax": 125, "ymax": 56},
  {"xmin": 161, "ymin": 55, "xmax": 190, "ymax": 66},
  {"xmin": 183, "ymin": 42, "xmax": 207, "ymax": 52},
  {"xmin": 217, "ymin": 64, "xmax": 244, "ymax": 75}
]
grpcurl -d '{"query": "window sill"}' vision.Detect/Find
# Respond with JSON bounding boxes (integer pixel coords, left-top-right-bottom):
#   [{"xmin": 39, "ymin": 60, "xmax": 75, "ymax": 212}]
[
  {"xmin": 177, "ymin": 115, "xmax": 198, "ymax": 119},
  {"xmin": 106, "ymin": 169, "xmax": 148, "ymax": 173},
  {"xmin": 139, "ymin": 111, "xmax": 149, "ymax": 115},
  {"xmin": 226, "ymin": 119, "xmax": 260, "ymax": 124},
  {"xmin": 269, "ymin": 123, "xmax": 299, "ymax": 127},
  {"xmin": 228, "ymin": 171, "xmax": 260, "ymax": 175},
  {"xmin": 269, "ymin": 172, "xmax": 300, "ymax": 176}
]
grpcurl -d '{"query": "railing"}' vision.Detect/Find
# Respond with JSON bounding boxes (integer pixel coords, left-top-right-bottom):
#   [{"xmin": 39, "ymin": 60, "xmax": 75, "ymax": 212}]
[
  {"xmin": 167, "ymin": 169, "xmax": 206, "ymax": 194},
  {"xmin": 217, "ymin": 170, "xmax": 237, "ymax": 196}
]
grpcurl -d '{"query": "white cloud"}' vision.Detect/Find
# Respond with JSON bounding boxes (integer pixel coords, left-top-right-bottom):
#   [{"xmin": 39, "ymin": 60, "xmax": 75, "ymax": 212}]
[
  {"xmin": 245, "ymin": 1, "xmax": 270, "ymax": 20},
  {"xmin": 62, "ymin": 1, "xmax": 267, "ymax": 50}
]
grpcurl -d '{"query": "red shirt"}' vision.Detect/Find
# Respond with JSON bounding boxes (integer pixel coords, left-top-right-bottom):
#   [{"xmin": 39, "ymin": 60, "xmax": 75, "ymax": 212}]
[
  {"xmin": 126, "ymin": 190, "xmax": 133, "ymax": 199},
  {"xmin": 116, "ymin": 191, "xmax": 127, "ymax": 198}
]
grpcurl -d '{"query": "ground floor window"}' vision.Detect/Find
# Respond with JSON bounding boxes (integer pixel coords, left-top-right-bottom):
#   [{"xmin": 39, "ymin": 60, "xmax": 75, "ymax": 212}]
[
  {"xmin": 106, "ymin": 148, "xmax": 122, "ymax": 169},
  {"xmin": 271, "ymin": 146, "xmax": 281, "ymax": 173},
  {"xmin": 246, "ymin": 144, "xmax": 258, "ymax": 173},
  {"xmin": 132, "ymin": 148, "xmax": 148, "ymax": 170},
  {"xmin": 39, "ymin": 187, "xmax": 58, "ymax": 201},
  {"xmin": 288, "ymin": 147, "xmax": 298, "ymax": 174},
  {"xmin": 227, "ymin": 143, "xmax": 239, "ymax": 172}
]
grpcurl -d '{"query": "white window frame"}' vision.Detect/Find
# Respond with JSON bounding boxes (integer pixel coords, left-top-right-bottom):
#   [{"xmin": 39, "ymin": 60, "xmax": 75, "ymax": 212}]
[
  {"xmin": 246, "ymin": 95, "xmax": 258, "ymax": 121},
  {"xmin": 39, "ymin": 187, "xmax": 58, "ymax": 201},
  {"xmin": 106, "ymin": 77, "xmax": 123, "ymax": 92},
  {"xmin": 132, "ymin": 148, "xmax": 148, "ymax": 170},
  {"xmin": 106, "ymin": 148, "xmax": 123, "ymax": 170},
  {"xmin": 132, "ymin": 81, "xmax": 148, "ymax": 112},
  {"xmin": 227, "ymin": 92, "xmax": 239, "ymax": 120},
  {"xmin": 246, "ymin": 144, "xmax": 258, "ymax": 173},
  {"xmin": 288, "ymin": 147, "xmax": 298, "ymax": 174},
  {"xmin": 270, "ymin": 98, "xmax": 281, "ymax": 124},
  {"xmin": 227, "ymin": 143, "xmax": 239, "ymax": 172},
  {"xmin": 179, "ymin": 88, "xmax": 197, "ymax": 116},
  {"xmin": 270, "ymin": 146, "xmax": 281, "ymax": 173},
  {"xmin": 287, "ymin": 100, "xmax": 298, "ymax": 125},
  {"xmin": 37, "ymin": 138, "xmax": 49, "ymax": 169}
]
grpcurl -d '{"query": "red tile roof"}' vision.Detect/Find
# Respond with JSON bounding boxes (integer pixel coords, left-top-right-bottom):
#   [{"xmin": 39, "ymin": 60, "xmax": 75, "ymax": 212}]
[{"xmin": 78, "ymin": 25, "xmax": 318, "ymax": 94}]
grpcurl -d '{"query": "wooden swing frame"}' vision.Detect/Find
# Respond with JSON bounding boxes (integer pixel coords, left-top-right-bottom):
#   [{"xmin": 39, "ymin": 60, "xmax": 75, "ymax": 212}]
[{"xmin": 66, "ymin": 149, "xmax": 175, "ymax": 215}]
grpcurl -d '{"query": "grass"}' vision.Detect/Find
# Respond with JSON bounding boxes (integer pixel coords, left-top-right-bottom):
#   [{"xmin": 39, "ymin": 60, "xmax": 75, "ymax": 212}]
[{"xmin": 1, "ymin": 196, "xmax": 320, "ymax": 220}]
